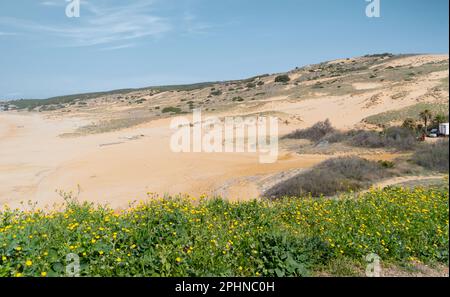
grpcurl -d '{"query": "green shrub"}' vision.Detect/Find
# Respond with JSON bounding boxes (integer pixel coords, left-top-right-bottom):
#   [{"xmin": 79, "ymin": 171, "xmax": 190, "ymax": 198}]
[
  {"xmin": 378, "ymin": 160, "xmax": 395, "ymax": 169},
  {"xmin": 210, "ymin": 90, "xmax": 222, "ymax": 96},
  {"xmin": 257, "ymin": 233, "xmax": 331, "ymax": 277},
  {"xmin": 162, "ymin": 107, "xmax": 182, "ymax": 114},
  {"xmin": 275, "ymin": 75, "xmax": 291, "ymax": 83}
]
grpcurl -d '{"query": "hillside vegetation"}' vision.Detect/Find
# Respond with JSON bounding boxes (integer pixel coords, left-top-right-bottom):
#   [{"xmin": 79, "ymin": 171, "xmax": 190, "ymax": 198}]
[
  {"xmin": 265, "ymin": 157, "xmax": 392, "ymax": 197},
  {"xmin": 364, "ymin": 103, "xmax": 449, "ymax": 127},
  {"xmin": 2, "ymin": 54, "xmax": 447, "ymax": 118}
]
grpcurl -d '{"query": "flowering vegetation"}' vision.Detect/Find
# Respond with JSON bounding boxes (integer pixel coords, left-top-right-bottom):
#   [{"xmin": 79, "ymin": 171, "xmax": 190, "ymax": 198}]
[{"xmin": 0, "ymin": 187, "xmax": 448, "ymax": 277}]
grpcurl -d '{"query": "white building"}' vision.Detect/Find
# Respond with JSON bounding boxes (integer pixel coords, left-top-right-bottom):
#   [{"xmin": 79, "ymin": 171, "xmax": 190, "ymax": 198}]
[{"xmin": 439, "ymin": 123, "xmax": 449, "ymax": 136}]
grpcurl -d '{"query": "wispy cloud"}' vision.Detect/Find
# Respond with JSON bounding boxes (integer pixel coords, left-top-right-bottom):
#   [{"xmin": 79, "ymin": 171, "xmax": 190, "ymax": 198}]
[
  {"xmin": 98, "ymin": 43, "xmax": 136, "ymax": 51},
  {"xmin": 182, "ymin": 12, "xmax": 212, "ymax": 35},
  {"xmin": 39, "ymin": 0, "xmax": 63, "ymax": 7},
  {"xmin": 1, "ymin": 0, "xmax": 172, "ymax": 47}
]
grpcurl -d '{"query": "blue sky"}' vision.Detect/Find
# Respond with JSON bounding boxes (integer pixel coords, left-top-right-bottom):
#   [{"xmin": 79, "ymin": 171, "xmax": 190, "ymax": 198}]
[{"xmin": 0, "ymin": 0, "xmax": 448, "ymax": 99}]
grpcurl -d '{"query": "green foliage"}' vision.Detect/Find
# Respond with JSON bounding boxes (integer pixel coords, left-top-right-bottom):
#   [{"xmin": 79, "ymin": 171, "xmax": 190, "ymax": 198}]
[
  {"xmin": 210, "ymin": 90, "xmax": 223, "ymax": 96},
  {"xmin": 0, "ymin": 187, "xmax": 448, "ymax": 277},
  {"xmin": 274, "ymin": 75, "xmax": 291, "ymax": 83},
  {"xmin": 257, "ymin": 233, "xmax": 330, "ymax": 277},
  {"xmin": 419, "ymin": 109, "xmax": 433, "ymax": 131},
  {"xmin": 432, "ymin": 114, "xmax": 449, "ymax": 129},
  {"xmin": 378, "ymin": 160, "xmax": 395, "ymax": 169},
  {"xmin": 162, "ymin": 107, "xmax": 182, "ymax": 114}
]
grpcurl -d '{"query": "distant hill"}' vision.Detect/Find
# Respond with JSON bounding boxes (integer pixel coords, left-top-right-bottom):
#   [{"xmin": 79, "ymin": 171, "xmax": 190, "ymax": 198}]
[{"xmin": 1, "ymin": 53, "xmax": 403, "ymax": 110}]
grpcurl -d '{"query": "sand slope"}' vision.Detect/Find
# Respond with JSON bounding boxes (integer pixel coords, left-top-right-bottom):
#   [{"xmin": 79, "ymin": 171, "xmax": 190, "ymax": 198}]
[{"xmin": 0, "ymin": 54, "xmax": 448, "ymax": 209}]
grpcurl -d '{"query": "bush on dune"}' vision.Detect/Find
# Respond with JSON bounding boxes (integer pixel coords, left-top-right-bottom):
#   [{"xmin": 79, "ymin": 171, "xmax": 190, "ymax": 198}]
[
  {"xmin": 162, "ymin": 106, "xmax": 182, "ymax": 114},
  {"xmin": 347, "ymin": 130, "xmax": 385, "ymax": 148},
  {"xmin": 321, "ymin": 131, "xmax": 348, "ymax": 143},
  {"xmin": 265, "ymin": 156, "xmax": 391, "ymax": 197},
  {"xmin": 285, "ymin": 120, "xmax": 418, "ymax": 150},
  {"xmin": 274, "ymin": 75, "xmax": 291, "ymax": 83},
  {"xmin": 345, "ymin": 127, "xmax": 417, "ymax": 150},
  {"xmin": 266, "ymin": 169, "xmax": 361, "ymax": 198},
  {"xmin": 284, "ymin": 119, "xmax": 336, "ymax": 142},
  {"xmin": 412, "ymin": 139, "xmax": 449, "ymax": 173}
]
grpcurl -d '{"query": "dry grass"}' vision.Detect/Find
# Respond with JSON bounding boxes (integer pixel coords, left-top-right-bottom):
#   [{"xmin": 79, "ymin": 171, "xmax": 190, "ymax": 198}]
[{"xmin": 265, "ymin": 156, "xmax": 391, "ymax": 197}]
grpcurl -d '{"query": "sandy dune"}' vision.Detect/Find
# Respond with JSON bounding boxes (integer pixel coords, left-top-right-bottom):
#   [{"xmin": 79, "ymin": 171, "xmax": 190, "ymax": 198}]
[
  {"xmin": 0, "ymin": 113, "xmax": 329, "ymax": 209},
  {"xmin": 0, "ymin": 54, "xmax": 448, "ymax": 210},
  {"xmin": 0, "ymin": 101, "xmax": 404, "ymax": 210},
  {"xmin": 377, "ymin": 54, "xmax": 449, "ymax": 68}
]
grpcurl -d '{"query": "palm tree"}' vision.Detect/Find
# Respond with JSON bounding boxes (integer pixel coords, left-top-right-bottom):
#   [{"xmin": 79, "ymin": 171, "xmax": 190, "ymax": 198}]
[
  {"xmin": 419, "ymin": 109, "xmax": 433, "ymax": 133},
  {"xmin": 434, "ymin": 114, "xmax": 447, "ymax": 126}
]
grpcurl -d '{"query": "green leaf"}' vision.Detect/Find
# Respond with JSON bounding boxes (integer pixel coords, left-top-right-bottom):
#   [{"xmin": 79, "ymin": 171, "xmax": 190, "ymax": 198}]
[{"xmin": 275, "ymin": 268, "xmax": 285, "ymax": 277}]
